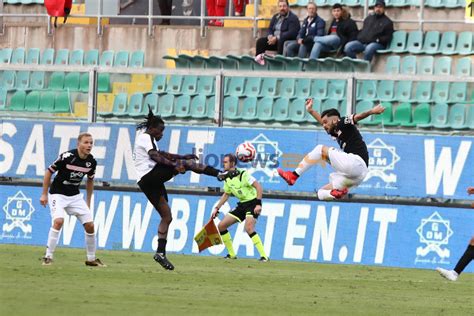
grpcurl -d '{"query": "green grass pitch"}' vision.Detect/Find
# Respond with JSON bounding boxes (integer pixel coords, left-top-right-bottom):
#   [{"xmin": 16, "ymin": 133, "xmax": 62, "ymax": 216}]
[{"xmin": 0, "ymin": 244, "xmax": 473, "ymax": 315}]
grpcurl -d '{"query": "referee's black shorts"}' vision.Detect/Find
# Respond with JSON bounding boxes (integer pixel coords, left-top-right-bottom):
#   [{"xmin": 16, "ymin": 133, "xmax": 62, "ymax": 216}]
[
  {"xmin": 138, "ymin": 164, "xmax": 177, "ymax": 202},
  {"xmin": 229, "ymin": 199, "xmax": 259, "ymax": 222}
]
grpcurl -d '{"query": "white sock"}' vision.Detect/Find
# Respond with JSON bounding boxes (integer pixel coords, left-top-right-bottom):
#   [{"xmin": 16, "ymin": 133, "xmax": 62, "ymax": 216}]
[
  {"xmin": 85, "ymin": 232, "xmax": 96, "ymax": 261},
  {"xmin": 45, "ymin": 228, "xmax": 60, "ymax": 258},
  {"xmin": 295, "ymin": 144, "xmax": 323, "ymax": 176},
  {"xmin": 317, "ymin": 189, "xmax": 335, "ymax": 201}
]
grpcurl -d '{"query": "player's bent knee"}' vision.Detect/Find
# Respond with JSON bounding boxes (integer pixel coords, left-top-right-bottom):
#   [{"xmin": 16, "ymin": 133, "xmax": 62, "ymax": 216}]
[
  {"xmin": 53, "ymin": 218, "xmax": 64, "ymax": 230},
  {"xmin": 83, "ymin": 222, "xmax": 94, "ymax": 233}
]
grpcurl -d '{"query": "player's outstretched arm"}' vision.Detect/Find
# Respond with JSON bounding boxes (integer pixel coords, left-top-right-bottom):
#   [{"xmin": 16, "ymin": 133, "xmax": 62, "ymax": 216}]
[
  {"xmin": 40, "ymin": 170, "xmax": 53, "ymax": 207},
  {"xmin": 353, "ymin": 104, "xmax": 385, "ymax": 123},
  {"xmin": 305, "ymin": 98, "xmax": 324, "ymax": 125},
  {"xmin": 212, "ymin": 193, "xmax": 229, "ymax": 219}
]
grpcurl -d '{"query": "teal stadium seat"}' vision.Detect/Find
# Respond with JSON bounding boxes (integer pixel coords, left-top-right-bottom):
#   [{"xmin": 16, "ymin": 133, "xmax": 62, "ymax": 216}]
[
  {"xmin": 304, "ymin": 58, "xmax": 321, "ymax": 72},
  {"xmin": 85, "ymin": 49, "xmax": 99, "ymax": 66},
  {"xmin": 406, "ymin": 31, "xmax": 423, "ymax": 54},
  {"xmin": 371, "ymin": 102, "xmax": 393, "ymax": 125},
  {"xmin": 0, "ymin": 89, "xmax": 6, "ymax": 110},
  {"xmin": 54, "ymin": 92, "xmax": 70, "ymax": 113},
  {"xmin": 318, "ymin": 57, "xmax": 337, "ymax": 72},
  {"xmin": 30, "ymin": 71, "xmax": 45, "ymax": 89},
  {"xmin": 305, "ymin": 99, "xmax": 322, "ymax": 123},
  {"xmin": 294, "ymin": 78, "xmax": 311, "ymax": 99},
  {"xmin": 197, "ymin": 76, "xmax": 215, "ymax": 96},
  {"xmin": 395, "ymin": 81, "xmax": 413, "ymax": 102},
  {"xmin": 414, "ymin": 81, "xmax": 432, "ymax": 103},
  {"xmin": 280, "ymin": 78, "xmax": 296, "ymax": 99},
  {"xmin": 100, "ymin": 50, "xmax": 115, "ymax": 67},
  {"xmin": 421, "ymin": 31, "xmax": 440, "ymax": 54},
  {"xmin": 275, "ymin": 55, "xmax": 304, "ymax": 71},
  {"xmin": 2, "ymin": 71, "xmax": 16, "ymax": 90},
  {"xmin": 288, "ymin": 98, "xmax": 307, "ymax": 123},
  {"xmin": 321, "ymin": 98, "xmax": 339, "ymax": 113},
  {"xmin": 70, "ymin": 49, "xmax": 84, "ymax": 66},
  {"xmin": 327, "ymin": 80, "xmax": 346, "ymax": 100},
  {"xmin": 130, "ymin": 51, "xmax": 145, "ymax": 67},
  {"xmin": 449, "ymin": 82, "xmax": 467, "ymax": 103},
  {"xmin": 11, "ymin": 48, "xmax": 25, "ymax": 64},
  {"xmin": 16, "ymin": 71, "xmax": 30, "ymax": 90},
  {"xmin": 400, "ymin": 56, "xmax": 416, "ymax": 75},
  {"xmin": 378, "ymin": 80, "xmax": 395, "ymax": 101},
  {"xmin": 26, "ymin": 48, "xmax": 40, "ymax": 64},
  {"xmin": 260, "ymin": 78, "xmax": 278, "ymax": 97},
  {"xmin": 439, "ymin": 32, "xmax": 457, "ymax": 55},
  {"xmin": 455, "ymin": 57, "xmax": 472, "ymax": 76},
  {"xmin": 223, "ymin": 95, "xmax": 240, "ymax": 120},
  {"xmin": 54, "ymin": 49, "xmax": 69, "ymax": 65},
  {"xmin": 166, "ymin": 75, "xmax": 184, "ymax": 94},
  {"xmin": 434, "ymin": 56, "xmax": 452, "ymax": 75},
  {"xmin": 180, "ymin": 54, "xmax": 206, "ymax": 69},
  {"xmin": 226, "ymin": 77, "xmax": 245, "ymax": 96},
  {"xmin": 143, "ymin": 93, "xmax": 159, "ymax": 114},
  {"xmin": 385, "ymin": 55, "xmax": 400, "ymax": 74},
  {"xmin": 244, "ymin": 77, "xmax": 261, "ymax": 97},
  {"xmin": 175, "ymin": 95, "xmax": 191, "ymax": 118},
  {"xmin": 273, "ymin": 98, "xmax": 290, "ymax": 122},
  {"xmin": 311, "ymin": 79, "xmax": 328, "ymax": 100},
  {"xmin": 465, "ymin": 104, "xmax": 474, "ymax": 129},
  {"xmin": 98, "ymin": 73, "xmax": 110, "ymax": 92},
  {"xmin": 25, "ymin": 91, "xmax": 40, "ymax": 112},
  {"xmin": 412, "ymin": 103, "xmax": 431, "ymax": 127},
  {"xmin": 152, "ymin": 75, "xmax": 167, "ymax": 94},
  {"xmin": 49, "ymin": 72, "xmax": 65, "ymax": 90},
  {"xmin": 159, "ymin": 94, "xmax": 175, "ymax": 118},
  {"xmin": 357, "ymin": 80, "xmax": 377, "ymax": 101},
  {"xmin": 39, "ymin": 91, "xmax": 55, "ymax": 112},
  {"xmin": 205, "ymin": 56, "xmax": 223, "ymax": 69},
  {"xmin": 181, "ymin": 76, "xmax": 198, "ymax": 95},
  {"xmin": 418, "ymin": 56, "xmax": 434, "ymax": 75},
  {"xmin": 10, "ymin": 90, "xmax": 26, "ymax": 111},
  {"xmin": 64, "ymin": 72, "xmax": 80, "ymax": 91},
  {"xmin": 263, "ymin": 55, "xmax": 286, "ymax": 71},
  {"xmin": 111, "ymin": 93, "xmax": 129, "ymax": 117},
  {"xmin": 378, "ymin": 31, "xmax": 407, "ymax": 53},
  {"xmin": 431, "ymin": 103, "xmax": 450, "ymax": 129},
  {"xmin": 114, "ymin": 51, "xmax": 129, "ymax": 67},
  {"xmin": 241, "ymin": 97, "xmax": 258, "ymax": 120},
  {"xmin": 189, "ymin": 95, "xmax": 208, "ymax": 119},
  {"xmin": 128, "ymin": 93, "xmax": 144, "ymax": 117},
  {"xmin": 355, "ymin": 100, "xmax": 374, "ymax": 124},
  {"xmin": 206, "ymin": 96, "xmax": 216, "ymax": 119},
  {"xmin": 386, "ymin": 103, "xmax": 414, "ymax": 127},
  {"xmin": 79, "ymin": 73, "xmax": 89, "ymax": 93},
  {"xmin": 448, "ymin": 104, "xmax": 467, "ymax": 129},
  {"xmin": 41, "ymin": 48, "xmax": 54, "ymax": 65},
  {"xmin": 432, "ymin": 82, "xmax": 450, "ymax": 103},
  {"xmin": 455, "ymin": 32, "xmax": 473, "ymax": 55},
  {"xmin": 256, "ymin": 97, "xmax": 273, "ymax": 121},
  {"xmin": 1, "ymin": 48, "xmax": 13, "ymax": 63}
]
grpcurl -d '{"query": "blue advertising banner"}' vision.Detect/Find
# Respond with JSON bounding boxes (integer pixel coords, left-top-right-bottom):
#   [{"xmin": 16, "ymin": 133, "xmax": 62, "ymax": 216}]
[
  {"xmin": 0, "ymin": 119, "xmax": 473, "ymax": 199},
  {"xmin": 1, "ymin": 185, "xmax": 472, "ymax": 272}
]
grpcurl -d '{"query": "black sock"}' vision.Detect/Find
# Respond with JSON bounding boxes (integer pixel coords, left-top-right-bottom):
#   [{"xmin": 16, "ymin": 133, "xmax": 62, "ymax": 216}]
[
  {"xmin": 157, "ymin": 238, "xmax": 167, "ymax": 255},
  {"xmin": 248, "ymin": 231, "xmax": 256, "ymax": 238},
  {"xmin": 203, "ymin": 166, "xmax": 219, "ymax": 177},
  {"xmin": 454, "ymin": 244, "xmax": 474, "ymax": 275},
  {"xmin": 292, "ymin": 171, "xmax": 300, "ymax": 177}
]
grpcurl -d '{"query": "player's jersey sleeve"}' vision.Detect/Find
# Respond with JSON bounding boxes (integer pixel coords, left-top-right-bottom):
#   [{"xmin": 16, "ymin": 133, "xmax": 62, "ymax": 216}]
[
  {"xmin": 344, "ymin": 114, "xmax": 356, "ymax": 125},
  {"xmin": 223, "ymin": 180, "xmax": 232, "ymax": 194},
  {"xmin": 87, "ymin": 159, "xmax": 97, "ymax": 179},
  {"xmin": 48, "ymin": 151, "xmax": 69, "ymax": 173},
  {"xmin": 241, "ymin": 170, "xmax": 256, "ymax": 187},
  {"xmin": 136, "ymin": 132, "xmax": 159, "ymax": 154}
]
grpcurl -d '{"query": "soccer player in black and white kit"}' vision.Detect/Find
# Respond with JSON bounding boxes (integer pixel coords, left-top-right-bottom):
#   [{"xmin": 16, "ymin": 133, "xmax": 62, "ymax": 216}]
[
  {"xmin": 278, "ymin": 98, "xmax": 385, "ymax": 200},
  {"xmin": 134, "ymin": 108, "xmax": 235, "ymax": 270},
  {"xmin": 40, "ymin": 132, "xmax": 105, "ymax": 267}
]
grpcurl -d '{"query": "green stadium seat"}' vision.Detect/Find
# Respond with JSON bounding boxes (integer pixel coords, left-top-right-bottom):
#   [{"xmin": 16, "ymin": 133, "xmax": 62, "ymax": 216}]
[
  {"xmin": 11, "ymin": 48, "xmax": 25, "ymax": 64},
  {"xmin": 311, "ymin": 79, "xmax": 328, "ymax": 100},
  {"xmin": 412, "ymin": 103, "xmax": 431, "ymax": 127},
  {"xmin": 445, "ymin": 0, "xmax": 464, "ymax": 8},
  {"xmin": 143, "ymin": 93, "xmax": 159, "ymax": 114},
  {"xmin": 114, "ymin": 51, "xmax": 129, "ymax": 67},
  {"xmin": 54, "ymin": 49, "xmax": 69, "ymax": 65},
  {"xmin": 39, "ymin": 91, "xmax": 55, "ymax": 112},
  {"xmin": 414, "ymin": 81, "xmax": 432, "ymax": 103},
  {"xmin": 378, "ymin": 31, "xmax": 407, "ymax": 53},
  {"xmin": 421, "ymin": 31, "xmax": 440, "ymax": 54},
  {"xmin": 256, "ymin": 97, "xmax": 273, "ymax": 121},
  {"xmin": 455, "ymin": 57, "xmax": 472, "ymax": 76},
  {"xmin": 344, "ymin": 0, "xmax": 362, "ymax": 6},
  {"xmin": 226, "ymin": 77, "xmax": 245, "ymax": 96},
  {"xmin": 387, "ymin": 0, "xmax": 410, "ymax": 6},
  {"xmin": 355, "ymin": 100, "xmax": 374, "ymax": 125},
  {"xmin": 16, "ymin": 71, "xmax": 30, "ymax": 90},
  {"xmin": 166, "ymin": 75, "xmax": 184, "ymax": 94},
  {"xmin": 395, "ymin": 81, "xmax": 413, "ymax": 102},
  {"xmin": 49, "ymin": 72, "xmax": 65, "ymax": 90},
  {"xmin": 455, "ymin": 32, "xmax": 473, "ymax": 55},
  {"xmin": 25, "ymin": 91, "xmax": 40, "ymax": 112},
  {"xmin": 80, "ymin": 73, "xmax": 89, "ymax": 93},
  {"xmin": 304, "ymin": 58, "xmax": 320, "ymax": 72},
  {"xmin": 432, "ymin": 82, "xmax": 450, "ymax": 103},
  {"xmin": 400, "ymin": 56, "xmax": 416, "ymax": 75},
  {"xmin": 189, "ymin": 95, "xmax": 208, "ymax": 119},
  {"xmin": 98, "ymin": 73, "xmax": 110, "ymax": 92},
  {"xmin": 264, "ymin": 55, "xmax": 286, "ymax": 71},
  {"xmin": 434, "ymin": 56, "xmax": 452, "ymax": 75},
  {"xmin": 30, "ymin": 72, "xmax": 45, "ymax": 89},
  {"xmin": 26, "ymin": 48, "xmax": 40, "ymax": 64},
  {"xmin": 430, "ymin": 103, "xmax": 450, "ymax": 129},
  {"xmin": 350, "ymin": 58, "xmax": 371, "ymax": 73},
  {"xmin": 406, "ymin": 31, "xmax": 423, "ymax": 54},
  {"xmin": 64, "ymin": 72, "xmax": 80, "ymax": 91},
  {"xmin": 357, "ymin": 80, "xmax": 377, "ymax": 101},
  {"xmin": 336, "ymin": 57, "xmax": 354, "ymax": 73},
  {"xmin": 206, "ymin": 96, "xmax": 216, "ymax": 119},
  {"xmin": 294, "ymin": 78, "xmax": 311, "ymax": 99},
  {"xmin": 448, "ymin": 104, "xmax": 467, "ymax": 129},
  {"xmin": 273, "ymin": 98, "xmax": 290, "ymax": 122},
  {"xmin": 223, "ymin": 95, "xmax": 240, "ymax": 120},
  {"xmin": 218, "ymin": 56, "xmax": 238, "ymax": 70},
  {"xmin": 159, "ymin": 94, "xmax": 175, "ymax": 118},
  {"xmin": 227, "ymin": 55, "xmax": 254, "ymax": 71},
  {"xmin": 128, "ymin": 93, "xmax": 144, "ymax": 117},
  {"xmin": 0, "ymin": 89, "xmax": 6, "ymax": 110},
  {"xmin": 163, "ymin": 55, "xmax": 189, "ymax": 69},
  {"xmin": 197, "ymin": 76, "xmax": 215, "ymax": 96},
  {"xmin": 370, "ymin": 102, "xmax": 393, "ymax": 125},
  {"xmin": 2, "ymin": 71, "xmax": 16, "ymax": 90},
  {"xmin": 205, "ymin": 56, "xmax": 223, "ymax": 69},
  {"xmin": 111, "ymin": 93, "xmax": 129, "ymax": 117},
  {"xmin": 378, "ymin": 80, "xmax": 395, "ymax": 101},
  {"xmin": 260, "ymin": 78, "xmax": 278, "ymax": 97},
  {"xmin": 85, "ymin": 49, "xmax": 99, "ymax": 66},
  {"xmin": 100, "ymin": 50, "xmax": 115, "ymax": 67},
  {"xmin": 181, "ymin": 76, "xmax": 198, "ymax": 95},
  {"xmin": 465, "ymin": 104, "xmax": 474, "ymax": 129},
  {"xmin": 327, "ymin": 80, "xmax": 346, "ymax": 100},
  {"xmin": 318, "ymin": 57, "xmax": 337, "ymax": 72},
  {"xmin": 1, "ymin": 48, "xmax": 13, "ymax": 63},
  {"xmin": 10, "ymin": 90, "xmax": 26, "ymax": 111},
  {"xmin": 288, "ymin": 98, "xmax": 307, "ymax": 123},
  {"xmin": 41, "ymin": 48, "xmax": 54, "ymax": 65},
  {"xmin": 418, "ymin": 56, "xmax": 434, "ymax": 75},
  {"xmin": 449, "ymin": 82, "xmax": 467, "ymax": 103},
  {"xmin": 321, "ymin": 98, "xmax": 339, "ymax": 113},
  {"xmin": 305, "ymin": 99, "xmax": 322, "ymax": 123},
  {"xmin": 152, "ymin": 75, "xmax": 167, "ymax": 94},
  {"xmin": 241, "ymin": 96, "xmax": 258, "ymax": 120},
  {"xmin": 70, "ymin": 49, "xmax": 84, "ymax": 66},
  {"xmin": 244, "ymin": 77, "xmax": 261, "ymax": 97},
  {"xmin": 175, "ymin": 95, "xmax": 191, "ymax": 118},
  {"xmin": 387, "ymin": 102, "xmax": 414, "ymax": 127},
  {"xmin": 439, "ymin": 31, "xmax": 457, "ymax": 55},
  {"xmin": 54, "ymin": 92, "xmax": 70, "ymax": 113},
  {"xmin": 180, "ymin": 54, "xmax": 206, "ymax": 69},
  {"xmin": 280, "ymin": 78, "xmax": 296, "ymax": 98},
  {"xmin": 385, "ymin": 55, "xmax": 400, "ymax": 74},
  {"xmin": 130, "ymin": 51, "xmax": 145, "ymax": 67},
  {"xmin": 275, "ymin": 55, "xmax": 304, "ymax": 71},
  {"xmin": 425, "ymin": 0, "xmax": 444, "ymax": 7}
]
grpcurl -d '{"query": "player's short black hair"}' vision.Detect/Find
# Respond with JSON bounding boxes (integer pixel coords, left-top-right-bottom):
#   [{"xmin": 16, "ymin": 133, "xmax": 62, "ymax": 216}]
[
  {"xmin": 321, "ymin": 108, "xmax": 341, "ymax": 119},
  {"xmin": 224, "ymin": 153, "xmax": 237, "ymax": 165},
  {"xmin": 136, "ymin": 105, "xmax": 165, "ymax": 130}
]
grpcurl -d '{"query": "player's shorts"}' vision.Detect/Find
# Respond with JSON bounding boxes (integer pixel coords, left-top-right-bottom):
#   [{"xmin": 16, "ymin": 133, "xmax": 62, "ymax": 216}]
[
  {"xmin": 48, "ymin": 193, "xmax": 93, "ymax": 224},
  {"xmin": 328, "ymin": 148, "xmax": 368, "ymax": 190},
  {"xmin": 229, "ymin": 199, "xmax": 259, "ymax": 222},
  {"xmin": 138, "ymin": 163, "xmax": 177, "ymax": 203}
]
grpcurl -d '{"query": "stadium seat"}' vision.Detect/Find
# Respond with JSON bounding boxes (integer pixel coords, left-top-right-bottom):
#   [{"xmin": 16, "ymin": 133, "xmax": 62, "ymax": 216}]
[
  {"xmin": 128, "ymin": 93, "xmax": 144, "ymax": 117},
  {"xmin": 181, "ymin": 76, "xmax": 198, "ymax": 95},
  {"xmin": 166, "ymin": 75, "xmax": 184, "ymax": 94},
  {"xmin": 387, "ymin": 102, "xmax": 414, "ymax": 127},
  {"xmin": 54, "ymin": 92, "xmax": 70, "ymax": 113},
  {"xmin": 218, "ymin": 56, "xmax": 238, "ymax": 70},
  {"xmin": 311, "ymin": 79, "xmax": 328, "ymax": 100},
  {"xmin": 1, "ymin": 48, "xmax": 13, "ymax": 63},
  {"xmin": 206, "ymin": 96, "xmax": 216, "ymax": 119},
  {"xmin": 152, "ymin": 75, "xmax": 167, "ymax": 94},
  {"xmin": 227, "ymin": 55, "xmax": 256, "ymax": 71},
  {"xmin": 449, "ymin": 82, "xmax": 467, "ymax": 103},
  {"xmin": 0, "ymin": 89, "xmax": 6, "ymax": 110},
  {"xmin": 197, "ymin": 76, "xmax": 215, "ymax": 96},
  {"xmin": 70, "ymin": 49, "xmax": 84, "ymax": 66},
  {"xmin": 64, "ymin": 72, "xmax": 80, "ymax": 91},
  {"xmin": 434, "ymin": 56, "xmax": 452, "ymax": 75},
  {"xmin": 371, "ymin": 102, "xmax": 393, "ymax": 125},
  {"xmin": 430, "ymin": 103, "xmax": 450, "ymax": 129},
  {"xmin": 414, "ymin": 81, "xmax": 432, "ymax": 103},
  {"xmin": 79, "ymin": 73, "xmax": 89, "ymax": 93},
  {"xmin": 406, "ymin": 31, "xmax": 423, "ymax": 54},
  {"xmin": 110, "ymin": 93, "xmax": 129, "ymax": 117},
  {"xmin": 444, "ymin": 0, "xmax": 464, "ymax": 8},
  {"xmin": 260, "ymin": 77, "xmax": 278, "ymax": 97},
  {"xmin": 439, "ymin": 31, "xmax": 457, "ymax": 55},
  {"xmin": 378, "ymin": 31, "xmax": 407, "ymax": 53},
  {"xmin": 256, "ymin": 97, "xmax": 274, "ymax": 121},
  {"xmin": 327, "ymin": 80, "xmax": 346, "ymax": 100},
  {"xmin": 114, "ymin": 51, "xmax": 129, "ymax": 67},
  {"xmin": 421, "ymin": 31, "xmax": 440, "ymax": 54},
  {"xmin": 465, "ymin": 104, "xmax": 474, "ymax": 129},
  {"xmin": 175, "ymin": 95, "xmax": 191, "ymax": 118},
  {"xmin": 448, "ymin": 103, "xmax": 467, "ymax": 129},
  {"xmin": 418, "ymin": 56, "xmax": 434, "ymax": 75},
  {"xmin": 305, "ymin": 99, "xmax": 322, "ymax": 123},
  {"xmin": 143, "ymin": 93, "xmax": 159, "ymax": 114},
  {"xmin": 10, "ymin": 90, "xmax": 26, "ymax": 111},
  {"xmin": 455, "ymin": 57, "xmax": 472, "ymax": 76},
  {"xmin": 275, "ymin": 55, "xmax": 304, "ymax": 71},
  {"xmin": 304, "ymin": 58, "xmax": 320, "ymax": 72},
  {"xmin": 400, "ymin": 56, "xmax": 416, "ymax": 75},
  {"xmin": 16, "ymin": 71, "xmax": 30, "ymax": 90},
  {"xmin": 41, "ymin": 48, "xmax": 54, "ymax": 65},
  {"xmin": 321, "ymin": 98, "xmax": 339, "ymax": 113},
  {"xmin": 357, "ymin": 80, "xmax": 377, "ymax": 101},
  {"xmin": 395, "ymin": 81, "xmax": 413, "ymax": 102},
  {"xmin": 318, "ymin": 58, "xmax": 337, "ymax": 72},
  {"xmin": 26, "ymin": 48, "xmax": 40, "ymax": 64},
  {"xmin": 425, "ymin": 0, "xmax": 444, "ymax": 7},
  {"xmin": 349, "ymin": 58, "xmax": 371, "ymax": 73},
  {"xmin": 223, "ymin": 95, "xmax": 240, "ymax": 120},
  {"xmin": 30, "ymin": 71, "xmax": 45, "ymax": 89},
  {"xmin": 385, "ymin": 55, "xmax": 400, "ymax": 74},
  {"xmin": 100, "ymin": 50, "xmax": 115, "ymax": 67},
  {"xmin": 412, "ymin": 103, "xmax": 431, "ymax": 126},
  {"xmin": 455, "ymin": 32, "xmax": 473, "ymax": 55},
  {"xmin": 273, "ymin": 98, "xmax": 290, "ymax": 122},
  {"xmin": 244, "ymin": 77, "xmax": 261, "ymax": 97},
  {"xmin": 288, "ymin": 98, "xmax": 307, "ymax": 123},
  {"xmin": 39, "ymin": 91, "xmax": 55, "ymax": 112},
  {"xmin": 54, "ymin": 49, "xmax": 69, "ymax": 65},
  {"xmin": 264, "ymin": 55, "xmax": 286, "ymax": 71},
  {"xmin": 280, "ymin": 78, "xmax": 296, "ymax": 99},
  {"xmin": 432, "ymin": 81, "xmax": 450, "ymax": 103},
  {"xmin": 181, "ymin": 54, "xmax": 206, "ymax": 69},
  {"xmin": 294, "ymin": 78, "xmax": 311, "ymax": 99},
  {"xmin": 163, "ymin": 55, "xmax": 189, "ymax": 69},
  {"xmin": 49, "ymin": 72, "xmax": 65, "ymax": 90},
  {"xmin": 11, "ymin": 48, "xmax": 25, "ymax": 64},
  {"xmin": 85, "ymin": 49, "xmax": 99, "ymax": 66},
  {"xmin": 377, "ymin": 80, "xmax": 395, "ymax": 101},
  {"xmin": 226, "ymin": 77, "xmax": 245, "ymax": 96},
  {"xmin": 98, "ymin": 73, "xmax": 110, "ymax": 92},
  {"xmin": 241, "ymin": 96, "xmax": 258, "ymax": 120},
  {"xmin": 205, "ymin": 56, "xmax": 223, "ymax": 69},
  {"xmin": 130, "ymin": 50, "xmax": 145, "ymax": 67},
  {"xmin": 2, "ymin": 71, "xmax": 16, "ymax": 90},
  {"xmin": 159, "ymin": 94, "xmax": 175, "ymax": 118},
  {"xmin": 25, "ymin": 91, "xmax": 40, "ymax": 112},
  {"xmin": 189, "ymin": 95, "xmax": 208, "ymax": 119},
  {"xmin": 355, "ymin": 100, "xmax": 374, "ymax": 124}
]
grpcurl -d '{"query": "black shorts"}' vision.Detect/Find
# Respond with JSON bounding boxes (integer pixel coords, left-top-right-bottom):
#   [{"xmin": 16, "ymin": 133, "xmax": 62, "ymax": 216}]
[
  {"xmin": 229, "ymin": 199, "xmax": 259, "ymax": 222},
  {"xmin": 138, "ymin": 164, "xmax": 177, "ymax": 202}
]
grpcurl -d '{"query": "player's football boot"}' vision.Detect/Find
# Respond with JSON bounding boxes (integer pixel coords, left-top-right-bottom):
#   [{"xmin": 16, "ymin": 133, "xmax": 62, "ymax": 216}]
[
  {"xmin": 217, "ymin": 169, "xmax": 240, "ymax": 181},
  {"xmin": 154, "ymin": 252, "xmax": 175, "ymax": 270},
  {"xmin": 330, "ymin": 188, "xmax": 348, "ymax": 199},
  {"xmin": 259, "ymin": 257, "xmax": 269, "ymax": 262},
  {"xmin": 436, "ymin": 267, "xmax": 458, "ymax": 281},
  {"xmin": 223, "ymin": 254, "xmax": 237, "ymax": 259},
  {"xmin": 277, "ymin": 169, "xmax": 298, "ymax": 186},
  {"xmin": 85, "ymin": 258, "xmax": 107, "ymax": 267},
  {"xmin": 42, "ymin": 257, "xmax": 53, "ymax": 266}
]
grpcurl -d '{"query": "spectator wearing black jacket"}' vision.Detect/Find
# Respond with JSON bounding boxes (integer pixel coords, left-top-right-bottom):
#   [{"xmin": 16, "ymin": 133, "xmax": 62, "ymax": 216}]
[
  {"xmin": 255, "ymin": 0, "xmax": 300, "ymax": 55},
  {"xmin": 343, "ymin": 0, "xmax": 394, "ymax": 62},
  {"xmin": 286, "ymin": 2, "xmax": 325, "ymax": 58},
  {"xmin": 309, "ymin": 4, "xmax": 358, "ymax": 59}
]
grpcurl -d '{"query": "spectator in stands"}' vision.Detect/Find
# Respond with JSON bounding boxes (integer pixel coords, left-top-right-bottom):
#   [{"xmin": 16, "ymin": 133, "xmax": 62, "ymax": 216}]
[
  {"xmin": 285, "ymin": 2, "xmax": 325, "ymax": 58},
  {"xmin": 234, "ymin": 0, "xmax": 249, "ymax": 16},
  {"xmin": 255, "ymin": 0, "xmax": 300, "ymax": 56},
  {"xmin": 308, "ymin": 4, "xmax": 358, "ymax": 59},
  {"xmin": 343, "ymin": 0, "xmax": 393, "ymax": 62},
  {"xmin": 158, "ymin": 0, "xmax": 172, "ymax": 25},
  {"xmin": 206, "ymin": 0, "xmax": 225, "ymax": 26}
]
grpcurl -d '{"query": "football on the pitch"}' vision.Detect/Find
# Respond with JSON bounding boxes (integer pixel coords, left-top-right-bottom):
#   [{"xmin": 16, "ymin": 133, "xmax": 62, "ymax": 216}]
[{"xmin": 235, "ymin": 142, "xmax": 256, "ymax": 162}]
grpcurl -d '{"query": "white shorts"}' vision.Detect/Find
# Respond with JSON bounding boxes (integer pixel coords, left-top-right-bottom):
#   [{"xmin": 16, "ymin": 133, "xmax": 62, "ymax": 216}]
[
  {"xmin": 328, "ymin": 148, "xmax": 368, "ymax": 190},
  {"xmin": 48, "ymin": 193, "xmax": 93, "ymax": 225}
]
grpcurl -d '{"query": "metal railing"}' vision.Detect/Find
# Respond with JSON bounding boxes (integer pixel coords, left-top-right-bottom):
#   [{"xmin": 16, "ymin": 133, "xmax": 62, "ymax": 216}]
[{"xmin": 0, "ymin": 0, "xmax": 469, "ymax": 37}]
